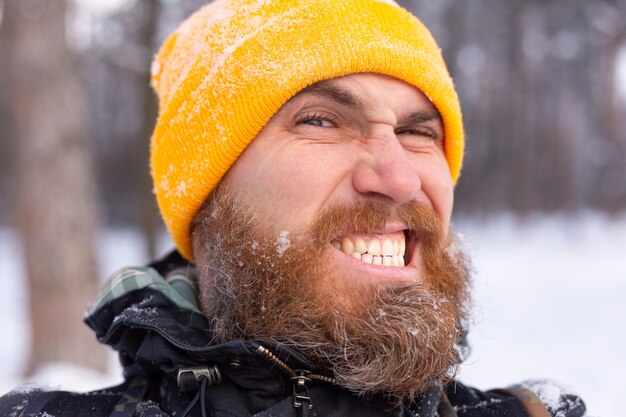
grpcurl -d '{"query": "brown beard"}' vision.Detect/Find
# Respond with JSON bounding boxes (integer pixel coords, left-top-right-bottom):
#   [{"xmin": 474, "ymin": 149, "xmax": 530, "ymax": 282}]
[{"xmin": 191, "ymin": 184, "xmax": 472, "ymax": 403}]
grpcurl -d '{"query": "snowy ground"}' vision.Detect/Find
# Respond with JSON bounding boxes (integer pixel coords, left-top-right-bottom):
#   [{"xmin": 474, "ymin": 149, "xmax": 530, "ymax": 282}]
[{"xmin": 1, "ymin": 213, "xmax": 624, "ymax": 417}]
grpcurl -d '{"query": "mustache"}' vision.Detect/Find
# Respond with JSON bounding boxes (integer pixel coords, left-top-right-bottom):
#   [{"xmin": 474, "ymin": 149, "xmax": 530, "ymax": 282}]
[{"xmin": 309, "ymin": 200, "xmax": 444, "ymax": 247}]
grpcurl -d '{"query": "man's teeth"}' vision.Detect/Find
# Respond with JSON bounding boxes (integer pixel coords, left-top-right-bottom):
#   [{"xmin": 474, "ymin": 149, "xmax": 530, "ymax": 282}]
[{"xmin": 331, "ymin": 235, "xmax": 406, "ymax": 267}]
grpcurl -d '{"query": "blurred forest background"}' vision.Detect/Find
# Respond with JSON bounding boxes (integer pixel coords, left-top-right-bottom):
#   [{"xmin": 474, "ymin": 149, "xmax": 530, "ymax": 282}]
[{"xmin": 0, "ymin": 0, "xmax": 625, "ymax": 377}]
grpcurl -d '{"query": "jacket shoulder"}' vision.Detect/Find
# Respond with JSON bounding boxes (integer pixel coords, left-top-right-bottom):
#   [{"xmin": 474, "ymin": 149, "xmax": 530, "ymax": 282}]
[
  {"xmin": 0, "ymin": 377, "xmax": 171, "ymax": 417},
  {"xmin": 0, "ymin": 386, "xmax": 122, "ymax": 417},
  {"xmin": 444, "ymin": 381, "xmax": 529, "ymax": 417},
  {"xmin": 445, "ymin": 380, "xmax": 586, "ymax": 417}
]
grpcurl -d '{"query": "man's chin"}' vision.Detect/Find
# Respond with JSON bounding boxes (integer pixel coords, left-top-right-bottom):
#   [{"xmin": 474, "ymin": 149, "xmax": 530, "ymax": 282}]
[{"xmin": 288, "ymin": 279, "xmax": 465, "ymax": 404}]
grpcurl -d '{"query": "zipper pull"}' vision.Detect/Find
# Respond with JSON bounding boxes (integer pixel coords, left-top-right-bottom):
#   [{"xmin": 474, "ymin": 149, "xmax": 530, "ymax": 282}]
[{"xmin": 291, "ymin": 371, "xmax": 313, "ymax": 417}]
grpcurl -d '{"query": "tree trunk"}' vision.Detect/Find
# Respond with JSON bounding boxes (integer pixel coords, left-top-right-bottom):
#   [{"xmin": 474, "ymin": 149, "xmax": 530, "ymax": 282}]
[
  {"xmin": 136, "ymin": 0, "xmax": 162, "ymax": 260},
  {"xmin": 3, "ymin": 0, "xmax": 107, "ymax": 373}
]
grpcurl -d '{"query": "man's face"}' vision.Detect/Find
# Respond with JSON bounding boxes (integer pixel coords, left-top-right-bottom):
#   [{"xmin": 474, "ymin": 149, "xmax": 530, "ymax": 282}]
[
  {"xmin": 192, "ymin": 73, "xmax": 468, "ymax": 402},
  {"xmin": 223, "ymin": 73, "xmax": 454, "ymax": 290}
]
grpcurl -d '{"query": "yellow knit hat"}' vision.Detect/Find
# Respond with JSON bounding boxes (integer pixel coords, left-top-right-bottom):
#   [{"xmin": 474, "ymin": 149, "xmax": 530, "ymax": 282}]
[{"xmin": 150, "ymin": 0, "xmax": 464, "ymax": 260}]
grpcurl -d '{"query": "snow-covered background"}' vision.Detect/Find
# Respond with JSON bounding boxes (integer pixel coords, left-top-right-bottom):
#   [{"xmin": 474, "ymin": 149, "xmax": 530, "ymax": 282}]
[{"xmin": 1, "ymin": 213, "xmax": 625, "ymax": 417}]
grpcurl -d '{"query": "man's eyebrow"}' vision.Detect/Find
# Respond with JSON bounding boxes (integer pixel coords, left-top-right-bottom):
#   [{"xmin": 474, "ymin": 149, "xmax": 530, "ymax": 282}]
[
  {"xmin": 291, "ymin": 82, "xmax": 366, "ymax": 112},
  {"xmin": 291, "ymin": 81, "xmax": 443, "ymax": 125},
  {"xmin": 401, "ymin": 109, "xmax": 442, "ymax": 125}
]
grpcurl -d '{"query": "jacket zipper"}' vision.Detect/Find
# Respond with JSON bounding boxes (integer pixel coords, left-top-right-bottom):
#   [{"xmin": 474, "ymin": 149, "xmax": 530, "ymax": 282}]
[
  {"xmin": 256, "ymin": 344, "xmax": 339, "ymax": 385},
  {"xmin": 256, "ymin": 344, "xmax": 340, "ymax": 416}
]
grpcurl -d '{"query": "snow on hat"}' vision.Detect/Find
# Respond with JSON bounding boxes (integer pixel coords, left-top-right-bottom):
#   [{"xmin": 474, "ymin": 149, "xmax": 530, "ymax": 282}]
[{"xmin": 150, "ymin": 0, "xmax": 464, "ymax": 260}]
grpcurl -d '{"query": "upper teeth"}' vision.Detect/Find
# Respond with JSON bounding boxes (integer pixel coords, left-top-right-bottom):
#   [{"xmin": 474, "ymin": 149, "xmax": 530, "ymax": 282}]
[{"xmin": 331, "ymin": 235, "xmax": 406, "ymax": 267}]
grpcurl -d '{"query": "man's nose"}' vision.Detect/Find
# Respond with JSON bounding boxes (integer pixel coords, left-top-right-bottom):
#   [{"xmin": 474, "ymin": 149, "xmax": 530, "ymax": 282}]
[{"xmin": 351, "ymin": 136, "xmax": 421, "ymax": 204}]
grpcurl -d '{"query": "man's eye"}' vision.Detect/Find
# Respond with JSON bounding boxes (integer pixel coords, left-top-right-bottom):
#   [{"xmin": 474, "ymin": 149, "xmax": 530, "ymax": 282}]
[
  {"xmin": 301, "ymin": 118, "xmax": 333, "ymax": 127},
  {"xmin": 396, "ymin": 128, "xmax": 438, "ymax": 140},
  {"xmin": 297, "ymin": 113, "xmax": 337, "ymax": 128}
]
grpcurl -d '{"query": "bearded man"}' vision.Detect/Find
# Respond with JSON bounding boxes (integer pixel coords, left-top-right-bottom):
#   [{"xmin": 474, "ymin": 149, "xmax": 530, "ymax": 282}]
[{"xmin": 0, "ymin": 1, "xmax": 587, "ymax": 416}]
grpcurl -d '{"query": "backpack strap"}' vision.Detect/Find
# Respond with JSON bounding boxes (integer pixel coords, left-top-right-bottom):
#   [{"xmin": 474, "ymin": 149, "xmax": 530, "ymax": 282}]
[
  {"xmin": 108, "ymin": 375, "xmax": 150, "ymax": 417},
  {"xmin": 493, "ymin": 385, "xmax": 552, "ymax": 417},
  {"xmin": 20, "ymin": 391, "xmax": 60, "ymax": 416}
]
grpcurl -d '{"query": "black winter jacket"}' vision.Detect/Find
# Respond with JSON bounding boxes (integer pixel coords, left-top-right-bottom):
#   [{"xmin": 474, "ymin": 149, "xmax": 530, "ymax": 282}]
[{"xmin": 0, "ymin": 251, "xmax": 587, "ymax": 417}]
